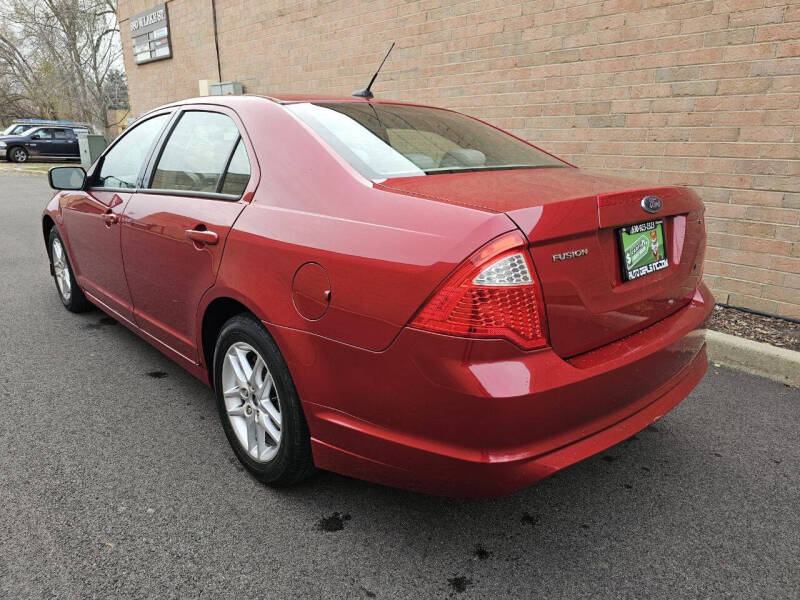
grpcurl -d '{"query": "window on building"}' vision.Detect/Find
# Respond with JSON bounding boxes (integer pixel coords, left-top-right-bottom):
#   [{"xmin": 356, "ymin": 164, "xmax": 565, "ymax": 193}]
[
  {"xmin": 219, "ymin": 139, "xmax": 251, "ymax": 196},
  {"xmin": 96, "ymin": 113, "xmax": 171, "ymax": 189},
  {"xmin": 150, "ymin": 111, "xmax": 240, "ymax": 194}
]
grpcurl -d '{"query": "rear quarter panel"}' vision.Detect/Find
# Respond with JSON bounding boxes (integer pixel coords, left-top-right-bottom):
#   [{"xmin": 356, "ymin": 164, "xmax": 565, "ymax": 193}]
[{"xmin": 209, "ymin": 99, "xmax": 514, "ymax": 351}]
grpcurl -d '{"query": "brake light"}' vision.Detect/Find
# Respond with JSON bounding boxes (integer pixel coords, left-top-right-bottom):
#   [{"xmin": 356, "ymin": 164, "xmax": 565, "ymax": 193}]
[{"xmin": 410, "ymin": 232, "xmax": 548, "ymax": 349}]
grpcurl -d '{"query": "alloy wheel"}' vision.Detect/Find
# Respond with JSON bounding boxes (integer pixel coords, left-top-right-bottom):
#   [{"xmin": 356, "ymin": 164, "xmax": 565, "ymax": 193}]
[
  {"xmin": 221, "ymin": 341, "xmax": 282, "ymax": 463},
  {"xmin": 11, "ymin": 148, "xmax": 27, "ymax": 162},
  {"xmin": 51, "ymin": 238, "xmax": 71, "ymax": 302}
]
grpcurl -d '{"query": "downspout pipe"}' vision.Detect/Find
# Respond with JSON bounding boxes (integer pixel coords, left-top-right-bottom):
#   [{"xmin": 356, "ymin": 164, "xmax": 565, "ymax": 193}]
[{"xmin": 211, "ymin": 0, "xmax": 222, "ymax": 82}]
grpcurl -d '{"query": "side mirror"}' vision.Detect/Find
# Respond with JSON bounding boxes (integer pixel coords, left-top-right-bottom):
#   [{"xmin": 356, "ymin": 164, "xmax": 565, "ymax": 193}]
[
  {"xmin": 49, "ymin": 166, "xmax": 86, "ymax": 191},
  {"xmin": 31, "ymin": 134, "xmax": 39, "ymax": 139}
]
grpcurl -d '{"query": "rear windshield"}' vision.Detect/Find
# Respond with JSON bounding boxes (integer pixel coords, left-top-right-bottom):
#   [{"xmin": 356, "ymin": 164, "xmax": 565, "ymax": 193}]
[{"xmin": 286, "ymin": 102, "xmax": 566, "ymax": 180}]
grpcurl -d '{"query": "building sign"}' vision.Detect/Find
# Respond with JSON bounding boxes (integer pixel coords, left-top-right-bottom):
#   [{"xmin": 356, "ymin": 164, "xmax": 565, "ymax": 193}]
[{"xmin": 130, "ymin": 3, "xmax": 172, "ymax": 65}]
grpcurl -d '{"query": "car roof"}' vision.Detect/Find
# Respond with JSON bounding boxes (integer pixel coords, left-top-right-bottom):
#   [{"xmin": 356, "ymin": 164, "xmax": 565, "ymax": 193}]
[
  {"xmin": 13, "ymin": 123, "xmax": 87, "ymax": 128},
  {"xmin": 157, "ymin": 93, "xmax": 429, "ymax": 111},
  {"xmin": 25, "ymin": 125, "xmax": 86, "ymax": 130},
  {"xmin": 258, "ymin": 93, "xmax": 418, "ymax": 105},
  {"xmin": 134, "ymin": 94, "xmax": 461, "ymax": 131}
]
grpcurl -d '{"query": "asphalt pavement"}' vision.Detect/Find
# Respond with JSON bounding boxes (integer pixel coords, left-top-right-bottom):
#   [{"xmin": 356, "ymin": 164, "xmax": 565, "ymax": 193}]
[{"xmin": 0, "ymin": 172, "xmax": 798, "ymax": 599}]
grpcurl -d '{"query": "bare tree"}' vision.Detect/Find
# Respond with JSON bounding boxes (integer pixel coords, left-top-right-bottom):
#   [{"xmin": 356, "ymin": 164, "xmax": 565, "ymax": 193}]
[
  {"xmin": 0, "ymin": 73, "xmax": 36, "ymax": 123},
  {"xmin": 0, "ymin": 0, "xmax": 126, "ymax": 136}
]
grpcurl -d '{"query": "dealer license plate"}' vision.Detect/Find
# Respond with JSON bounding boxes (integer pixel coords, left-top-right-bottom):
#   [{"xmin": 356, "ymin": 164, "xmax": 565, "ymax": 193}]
[{"xmin": 618, "ymin": 220, "xmax": 669, "ymax": 281}]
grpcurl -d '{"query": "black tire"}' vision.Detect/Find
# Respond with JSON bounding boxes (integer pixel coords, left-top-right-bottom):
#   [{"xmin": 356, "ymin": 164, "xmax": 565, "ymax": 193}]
[
  {"xmin": 213, "ymin": 313, "xmax": 314, "ymax": 486},
  {"xmin": 8, "ymin": 146, "xmax": 28, "ymax": 163},
  {"xmin": 48, "ymin": 227, "xmax": 91, "ymax": 312}
]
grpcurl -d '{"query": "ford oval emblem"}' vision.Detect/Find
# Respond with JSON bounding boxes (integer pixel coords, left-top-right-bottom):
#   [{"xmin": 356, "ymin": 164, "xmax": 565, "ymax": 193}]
[{"xmin": 641, "ymin": 195, "xmax": 663, "ymax": 214}]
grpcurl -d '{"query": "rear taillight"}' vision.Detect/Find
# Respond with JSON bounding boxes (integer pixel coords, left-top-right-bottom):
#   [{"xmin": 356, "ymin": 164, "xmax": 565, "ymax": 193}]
[{"xmin": 410, "ymin": 232, "xmax": 548, "ymax": 350}]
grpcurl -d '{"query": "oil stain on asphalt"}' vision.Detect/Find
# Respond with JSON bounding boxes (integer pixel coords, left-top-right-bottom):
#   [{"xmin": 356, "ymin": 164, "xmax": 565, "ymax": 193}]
[
  {"xmin": 80, "ymin": 316, "xmax": 117, "ymax": 330},
  {"xmin": 447, "ymin": 575, "xmax": 473, "ymax": 594},
  {"xmin": 146, "ymin": 371, "xmax": 169, "ymax": 379},
  {"xmin": 317, "ymin": 512, "xmax": 351, "ymax": 532}
]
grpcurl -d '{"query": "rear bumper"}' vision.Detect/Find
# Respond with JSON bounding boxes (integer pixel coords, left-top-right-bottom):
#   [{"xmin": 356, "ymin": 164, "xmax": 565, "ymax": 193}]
[{"xmin": 270, "ymin": 282, "xmax": 715, "ymax": 497}]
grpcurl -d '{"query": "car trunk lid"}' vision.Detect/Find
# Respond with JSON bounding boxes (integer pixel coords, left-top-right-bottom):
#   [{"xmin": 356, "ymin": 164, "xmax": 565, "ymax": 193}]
[{"xmin": 377, "ymin": 168, "xmax": 706, "ymax": 357}]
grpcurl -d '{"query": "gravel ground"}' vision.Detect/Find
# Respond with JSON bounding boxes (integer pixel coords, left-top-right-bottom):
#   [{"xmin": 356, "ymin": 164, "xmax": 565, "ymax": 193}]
[
  {"xmin": 707, "ymin": 304, "xmax": 800, "ymax": 351},
  {"xmin": 1, "ymin": 174, "xmax": 798, "ymax": 599}
]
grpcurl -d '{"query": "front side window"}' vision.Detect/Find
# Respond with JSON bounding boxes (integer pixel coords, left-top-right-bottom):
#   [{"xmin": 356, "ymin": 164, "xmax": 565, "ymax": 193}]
[
  {"xmin": 96, "ymin": 113, "xmax": 170, "ymax": 189},
  {"xmin": 33, "ymin": 128, "xmax": 53, "ymax": 140},
  {"xmin": 150, "ymin": 111, "xmax": 240, "ymax": 193},
  {"xmin": 286, "ymin": 102, "xmax": 566, "ymax": 180}
]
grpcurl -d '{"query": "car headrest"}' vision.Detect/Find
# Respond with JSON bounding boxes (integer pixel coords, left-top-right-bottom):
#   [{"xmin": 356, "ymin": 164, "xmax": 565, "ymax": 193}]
[
  {"xmin": 439, "ymin": 148, "xmax": 487, "ymax": 169},
  {"xmin": 404, "ymin": 154, "xmax": 437, "ymax": 170}
]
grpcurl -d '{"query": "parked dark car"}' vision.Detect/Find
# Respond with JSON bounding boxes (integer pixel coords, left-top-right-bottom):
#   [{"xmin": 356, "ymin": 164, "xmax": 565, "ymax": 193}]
[
  {"xmin": 1, "ymin": 126, "xmax": 83, "ymax": 163},
  {"xmin": 2, "ymin": 120, "xmax": 90, "ymax": 137}
]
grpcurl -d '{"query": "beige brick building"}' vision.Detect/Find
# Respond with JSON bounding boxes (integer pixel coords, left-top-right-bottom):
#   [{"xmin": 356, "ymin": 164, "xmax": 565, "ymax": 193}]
[{"xmin": 118, "ymin": 0, "xmax": 800, "ymax": 319}]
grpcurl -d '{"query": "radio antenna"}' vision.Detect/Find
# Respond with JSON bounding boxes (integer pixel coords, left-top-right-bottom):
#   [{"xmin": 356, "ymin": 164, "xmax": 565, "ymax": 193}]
[{"xmin": 352, "ymin": 42, "xmax": 395, "ymax": 100}]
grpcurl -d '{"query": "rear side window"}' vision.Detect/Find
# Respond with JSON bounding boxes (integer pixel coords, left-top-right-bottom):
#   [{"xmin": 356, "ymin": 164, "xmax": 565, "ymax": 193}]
[
  {"xmin": 96, "ymin": 114, "xmax": 170, "ymax": 189},
  {"xmin": 150, "ymin": 111, "xmax": 240, "ymax": 193},
  {"xmin": 219, "ymin": 140, "xmax": 251, "ymax": 196},
  {"xmin": 54, "ymin": 129, "xmax": 71, "ymax": 139}
]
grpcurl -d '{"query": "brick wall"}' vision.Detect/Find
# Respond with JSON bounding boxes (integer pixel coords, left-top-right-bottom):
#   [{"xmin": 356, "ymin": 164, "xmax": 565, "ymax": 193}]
[
  {"xmin": 118, "ymin": 0, "xmax": 219, "ymax": 107},
  {"xmin": 118, "ymin": 0, "xmax": 800, "ymax": 318}
]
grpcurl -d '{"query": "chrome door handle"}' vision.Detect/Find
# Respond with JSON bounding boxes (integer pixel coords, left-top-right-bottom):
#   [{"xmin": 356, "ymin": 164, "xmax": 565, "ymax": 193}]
[
  {"xmin": 102, "ymin": 212, "xmax": 119, "ymax": 225},
  {"xmin": 186, "ymin": 228, "xmax": 218, "ymax": 245}
]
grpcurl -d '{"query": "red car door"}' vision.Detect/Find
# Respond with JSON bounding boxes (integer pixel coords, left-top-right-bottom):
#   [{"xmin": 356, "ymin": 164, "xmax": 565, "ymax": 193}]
[
  {"xmin": 60, "ymin": 113, "xmax": 173, "ymax": 321},
  {"xmin": 120, "ymin": 109, "xmax": 254, "ymax": 362},
  {"xmin": 61, "ymin": 189, "xmax": 133, "ymax": 319}
]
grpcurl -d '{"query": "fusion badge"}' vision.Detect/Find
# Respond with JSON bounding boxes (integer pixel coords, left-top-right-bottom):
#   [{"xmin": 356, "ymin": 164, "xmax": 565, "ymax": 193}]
[{"xmin": 552, "ymin": 248, "xmax": 589, "ymax": 262}]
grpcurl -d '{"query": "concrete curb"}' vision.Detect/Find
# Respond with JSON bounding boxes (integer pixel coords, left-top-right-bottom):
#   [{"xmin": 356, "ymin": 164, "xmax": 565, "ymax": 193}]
[{"xmin": 706, "ymin": 329, "xmax": 800, "ymax": 388}]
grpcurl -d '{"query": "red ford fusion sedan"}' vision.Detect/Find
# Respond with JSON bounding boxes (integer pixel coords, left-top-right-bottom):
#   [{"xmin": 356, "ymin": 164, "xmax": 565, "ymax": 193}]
[{"xmin": 43, "ymin": 94, "xmax": 713, "ymax": 497}]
